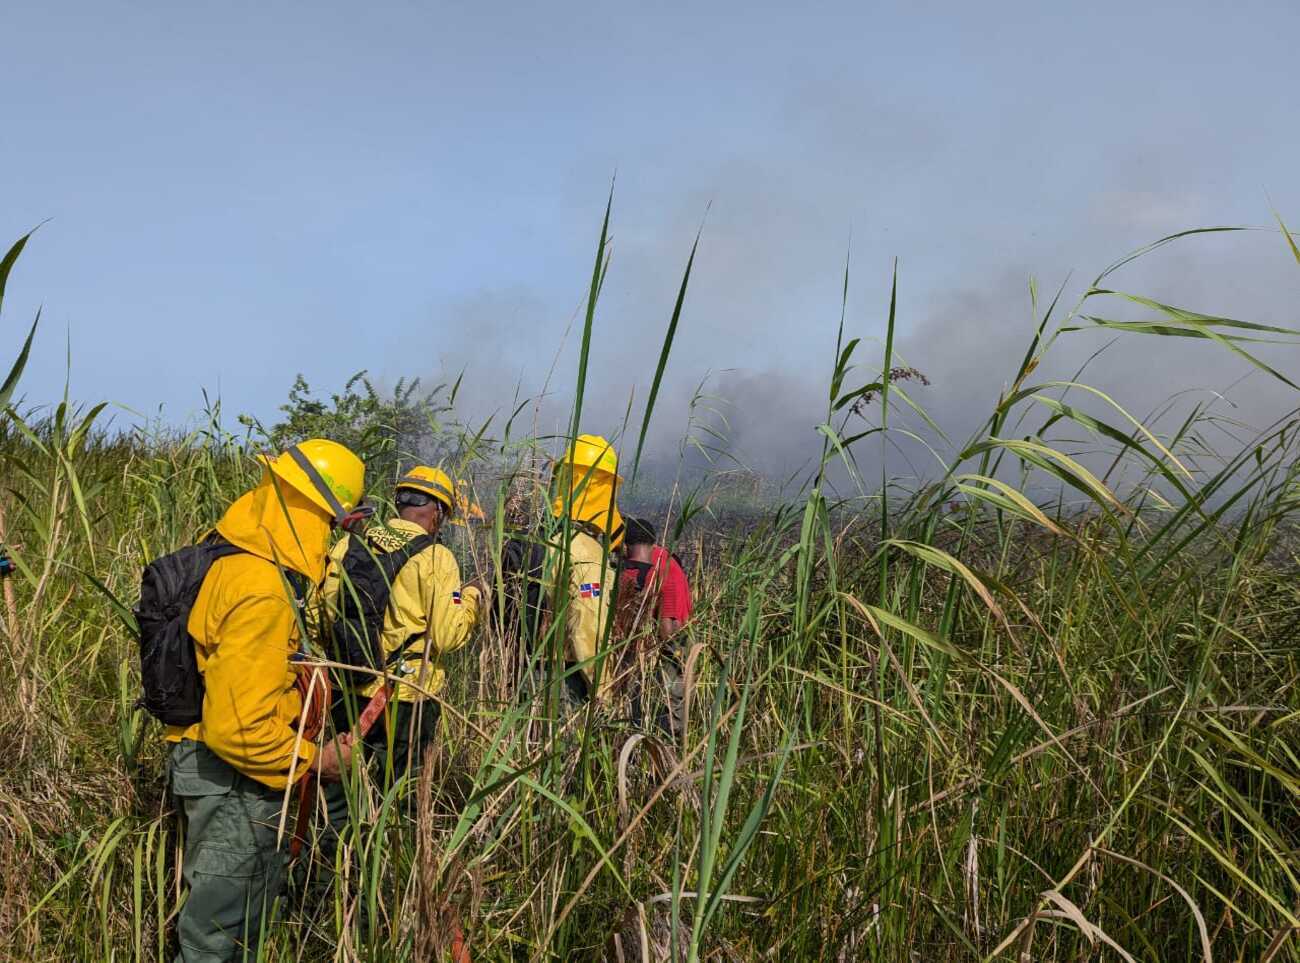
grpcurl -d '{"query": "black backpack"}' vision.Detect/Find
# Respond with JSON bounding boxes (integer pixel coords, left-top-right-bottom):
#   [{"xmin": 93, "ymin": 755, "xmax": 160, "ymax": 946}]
[
  {"xmin": 500, "ymin": 522, "xmax": 625, "ymax": 651},
  {"xmin": 500, "ymin": 525, "xmax": 564, "ymax": 649},
  {"xmin": 328, "ymin": 530, "xmax": 434, "ymax": 688},
  {"xmin": 135, "ymin": 535, "xmax": 245, "ymax": 727}
]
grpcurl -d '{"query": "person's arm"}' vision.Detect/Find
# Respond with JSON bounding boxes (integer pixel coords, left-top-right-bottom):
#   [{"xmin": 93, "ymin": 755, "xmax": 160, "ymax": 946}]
[
  {"xmin": 379, "ymin": 544, "xmax": 480, "ymax": 675},
  {"xmin": 657, "ymin": 557, "xmax": 691, "ymax": 640},
  {"xmin": 658, "ymin": 616, "xmax": 683, "ymax": 638},
  {"xmin": 427, "ymin": 546, "xmax": 480, "ymax": 655},
  {"xmin": 198, "ymin": 592, "xmax": 320, "ymax": 789}
]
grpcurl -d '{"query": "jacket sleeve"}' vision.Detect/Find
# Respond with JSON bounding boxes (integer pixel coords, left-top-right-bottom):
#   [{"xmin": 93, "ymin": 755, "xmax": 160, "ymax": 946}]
[
  {"xmin": 427, "ymin": 545, "xmax": 479, "ymax": 655},
  {"xmin": 198, "ymin": 592, "xmax": 316, "ymax": 789}
]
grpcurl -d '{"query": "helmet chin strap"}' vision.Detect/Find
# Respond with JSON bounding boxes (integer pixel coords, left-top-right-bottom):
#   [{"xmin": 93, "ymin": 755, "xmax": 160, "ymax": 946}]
[{"xmin": 425, "ymin": 503, "xmax": 445, "ymax": 538}]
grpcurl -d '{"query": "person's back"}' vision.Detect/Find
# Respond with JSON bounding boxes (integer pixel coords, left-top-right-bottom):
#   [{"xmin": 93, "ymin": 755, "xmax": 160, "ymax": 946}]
[
  {"xmin": 321, "ymin": 518, "xmax": 480, "ymax": 709},
  {"xmin": 165, "ymin": 440, "xmax": 364, "ymax": 963},
  {"xmin": 315, "ymin": 467, "xmax": 484, "ymax": 878},
  {"xmin": 317, "ymin": 466, "xmax": 483, "ymax": 784},
  {"xmin": 180, "ymin": 552, "xmax": 312, "ymax": 779},
  {"xmin": 543, "ymin": 434, "xmax": 624, "ymax": 705},
  {"xmin": 649, "ymin": 544, "xmax": 692, "ymax": 628},
  {"xmin": 619, "ymin": 518, "xmax": 691, "ymax": 639}
]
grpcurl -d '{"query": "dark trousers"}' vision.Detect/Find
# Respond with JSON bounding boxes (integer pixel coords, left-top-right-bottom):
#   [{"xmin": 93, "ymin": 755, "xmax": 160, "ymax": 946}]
[{"xmin": 319, "ymin": 697, "xmax": 441, "ymax": 863}]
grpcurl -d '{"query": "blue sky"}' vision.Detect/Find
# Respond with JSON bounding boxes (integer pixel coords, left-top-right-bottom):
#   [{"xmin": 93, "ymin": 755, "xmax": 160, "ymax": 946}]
[{"xmin": 3, "ymin": 1, "xmax": 1299, "ymax": 471}]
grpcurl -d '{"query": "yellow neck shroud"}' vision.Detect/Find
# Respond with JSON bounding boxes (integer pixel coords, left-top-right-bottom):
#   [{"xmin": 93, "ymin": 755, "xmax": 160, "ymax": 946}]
[
  {"xmin": 215, "ymin": 469, "xmax": 333, "ymax": 583},
  {"xmin": 551, "ymin": 465, "xmax": 624, "ymax": 549}
]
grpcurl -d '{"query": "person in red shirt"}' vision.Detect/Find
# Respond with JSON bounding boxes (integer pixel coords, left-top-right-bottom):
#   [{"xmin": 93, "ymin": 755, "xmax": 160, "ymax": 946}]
[
  {"xmin": 620, "ymin": 517, "xmax": 692, "ymax": 638},
  {"xmin": 619, "ymin": 517, "xmax": 692, "ymax": 740}
]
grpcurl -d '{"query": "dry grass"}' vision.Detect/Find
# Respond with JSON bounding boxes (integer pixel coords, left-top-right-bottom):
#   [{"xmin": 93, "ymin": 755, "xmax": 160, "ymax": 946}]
[{"xmin": 1, "ymin": 221, "xmax": 1299, "ymax": 960}]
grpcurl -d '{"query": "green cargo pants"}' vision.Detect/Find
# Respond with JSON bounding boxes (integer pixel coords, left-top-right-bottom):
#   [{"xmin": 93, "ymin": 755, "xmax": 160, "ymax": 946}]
[{"xmin": 170, "ymin": 739, "xmax": 287, "ymax": 963}]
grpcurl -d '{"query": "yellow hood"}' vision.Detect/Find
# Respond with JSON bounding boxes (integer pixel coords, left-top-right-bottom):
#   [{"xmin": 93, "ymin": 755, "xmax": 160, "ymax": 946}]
[
  {"xmin": 551, "ymin": 465, "xmax": 624, "ymax": 548},
  {"xmin": 215, "ymin": 469, "xmax": 333, "ymax": 583}
]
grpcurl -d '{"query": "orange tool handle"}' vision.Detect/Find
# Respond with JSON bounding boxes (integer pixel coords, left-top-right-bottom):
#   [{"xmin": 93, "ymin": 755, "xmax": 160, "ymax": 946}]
[{"xmin": 355, "ymin": 684, "xmax": 392, "ymax": 739}]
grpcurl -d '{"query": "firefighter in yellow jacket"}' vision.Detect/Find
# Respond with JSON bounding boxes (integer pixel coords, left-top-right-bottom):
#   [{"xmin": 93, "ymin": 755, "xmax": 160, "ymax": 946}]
[
  {"xmin": 317, "ymin": 466, "xmax": 483, "ymax": 841},
  {"xmin": 167, "ymin": 439, "xmax": 363, "ymax": 963},
  {"xmin": 545, "ymin": 434, "xmax": 623, "ymax": 703}
]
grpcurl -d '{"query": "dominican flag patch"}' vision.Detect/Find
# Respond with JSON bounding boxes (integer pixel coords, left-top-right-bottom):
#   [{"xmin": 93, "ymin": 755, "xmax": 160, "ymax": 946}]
[
  {"xmin": 451, "ymin": 591, "xmax": 462, "ymax": 605},
  {"xmin": 579, "ymin": 582, "xmax": 602, "ymax": 599}
]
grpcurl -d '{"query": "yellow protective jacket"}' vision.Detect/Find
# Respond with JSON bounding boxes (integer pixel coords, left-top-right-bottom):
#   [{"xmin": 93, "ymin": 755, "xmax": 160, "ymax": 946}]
[
  {"xmin": 543, "ymin": 529, "xmax": 617, "ymax": 700},
  {"xmin": 165, "ymin": 473, "xmax": 332, "ymax": 790},
  {"xmin": 319, "ymin": 518, "xmax": 480, "ymax": 702}
]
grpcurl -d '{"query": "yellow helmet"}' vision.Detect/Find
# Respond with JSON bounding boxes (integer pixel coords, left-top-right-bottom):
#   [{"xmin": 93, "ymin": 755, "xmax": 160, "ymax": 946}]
[
  {"xmin": 552, "ymin": 433, "xmax": 624, "ymax": 547},
  {"xmin": 259, "ymin": 439, "xmax": 365, "ymax": 523},
  {"xmin": 557, "ymin": 433, "xmax": 621, "ymax": 479},
  {"xmin": 395, "ymin": 465, "xmax": 456, "ymax": 512}
]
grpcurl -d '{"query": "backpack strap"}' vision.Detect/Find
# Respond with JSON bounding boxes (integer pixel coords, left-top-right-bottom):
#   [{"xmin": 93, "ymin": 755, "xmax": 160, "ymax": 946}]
[
  {"xmin": 363, "ymin": 532, "xmax": 435, "ymax": 634},
  {"xmin": 573, "ymin": 520, "xmax": 616, "ymax": 546},
  {"xmin": 385, "ymin": 631, "xmax": 427, "ymax": 667},
  {"xmin": 370, "ymin": 536, "xmax": 436, "ymax": 670},
  {"xmin": 395, "ymin": 532, "xmax": 436, "ymax": 561},
  {"xmin": 622, "ymin": 558, "xmax": 654, "ymax": 591},
  {"xmin": 198, "ymin": 534, "xmax": 247, "ymax": 582},
  {"xmin": 200, "ymin": 532, "xmax": 244, "ymax": 557},
  {"xmin": 366, "ymin": 532, "xmax": 436, "ymax": 568}
]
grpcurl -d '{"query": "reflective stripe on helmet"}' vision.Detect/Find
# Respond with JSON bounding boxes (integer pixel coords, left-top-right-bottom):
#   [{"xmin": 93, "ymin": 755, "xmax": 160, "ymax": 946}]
[
  {"xmin": 288, "ymin": 444, "xmax": 348, "ymax": 522},
  {"xmin": 396, "ymin": 474, "xmax": 454, "ymax": 505}
]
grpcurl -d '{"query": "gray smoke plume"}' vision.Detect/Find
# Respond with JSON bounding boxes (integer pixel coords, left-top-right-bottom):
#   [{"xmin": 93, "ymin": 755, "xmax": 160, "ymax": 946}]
[
  {"xmin": 421, "ymin": 204, "xmax": 1300, "ymax": 507},
  {"xmin": 392, "ymin": 82, "xmax": 1300, "ymax": 501}
]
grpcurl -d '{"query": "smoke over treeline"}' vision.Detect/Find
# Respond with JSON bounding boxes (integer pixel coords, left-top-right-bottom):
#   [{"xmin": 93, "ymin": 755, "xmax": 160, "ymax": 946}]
[{"xmin": 415, "ymin": 210, "xmax": 1300, "ymax": 504}]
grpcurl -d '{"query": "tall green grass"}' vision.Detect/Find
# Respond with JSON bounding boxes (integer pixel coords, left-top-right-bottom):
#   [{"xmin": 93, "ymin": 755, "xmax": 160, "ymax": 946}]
[{"xmin": 1, "ymin": 216, "xmax": 1299, "ymax": 961}]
